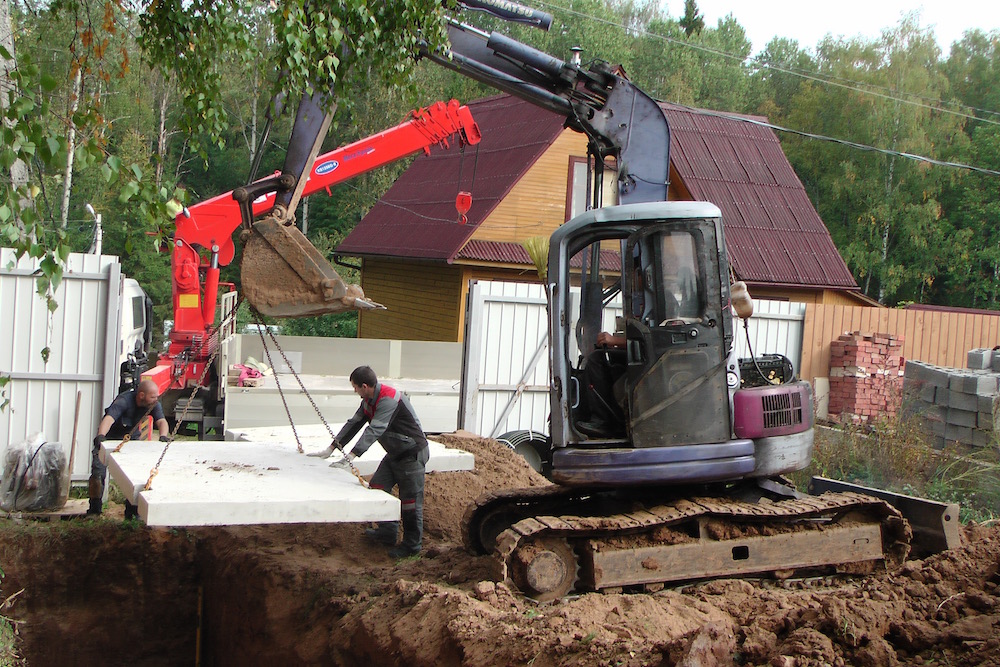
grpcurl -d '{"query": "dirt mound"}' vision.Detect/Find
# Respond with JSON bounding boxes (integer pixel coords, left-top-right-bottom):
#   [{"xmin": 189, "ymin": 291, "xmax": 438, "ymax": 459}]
[
  {"xmin": 1, "ymin": 435, "xmax": 998, "ymax": 666},
  {"xmin": 424, "ymin": 432, "xmax": 551, "ymax": 544}
]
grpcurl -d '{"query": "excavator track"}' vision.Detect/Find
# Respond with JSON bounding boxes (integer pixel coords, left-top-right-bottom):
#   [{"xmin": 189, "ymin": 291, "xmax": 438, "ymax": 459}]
[{"xmin": 465, "ymin": 488, "xmax": 911, "ymax": 600}]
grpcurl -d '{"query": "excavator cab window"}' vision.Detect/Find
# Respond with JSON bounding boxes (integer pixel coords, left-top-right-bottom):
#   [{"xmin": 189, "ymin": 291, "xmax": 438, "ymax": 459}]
[{"xmin": 568, "ymin": 239, "xmax": 626, "ymax": 438}]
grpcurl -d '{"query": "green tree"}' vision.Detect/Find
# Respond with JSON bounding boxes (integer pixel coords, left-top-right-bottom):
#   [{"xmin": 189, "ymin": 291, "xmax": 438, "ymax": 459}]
[
  {"xmin": 678, "ymin": 0, "xmax": 704, "ymax": 38},
  {"xmin": 780, "ymin": 18, "xmax": 967, "ymax": 304}
]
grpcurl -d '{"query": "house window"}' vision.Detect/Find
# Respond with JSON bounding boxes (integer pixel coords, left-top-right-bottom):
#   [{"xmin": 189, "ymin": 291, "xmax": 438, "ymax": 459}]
[{"xmin": 566, "ymin": 156, "xmax": 618, "ymax": 221}]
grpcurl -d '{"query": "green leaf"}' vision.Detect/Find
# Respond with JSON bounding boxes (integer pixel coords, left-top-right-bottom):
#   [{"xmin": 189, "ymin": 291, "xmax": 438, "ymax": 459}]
[
  {"xmin": 40, "ymin": 74, "xmax": 59, "ymax": 92},
  {"xmin": 120, "ymin": 181, "xmax": 141, "ymax": 202},
  {"xmin": 47, "ymin": 136, "xmax": 61, "ymax": 157}
]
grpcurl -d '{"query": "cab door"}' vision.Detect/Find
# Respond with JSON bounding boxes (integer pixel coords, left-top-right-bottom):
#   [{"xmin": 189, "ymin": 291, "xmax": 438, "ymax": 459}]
[{"xmin": 623, "ymin": 223, "xmax": 732, "ymax": 447}]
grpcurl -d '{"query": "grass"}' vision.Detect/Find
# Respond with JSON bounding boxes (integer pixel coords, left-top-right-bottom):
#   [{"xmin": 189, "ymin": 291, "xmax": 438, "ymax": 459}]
[{"xmin": 791, "ymin": 411, "xmax": 1000, "ymax": 525}]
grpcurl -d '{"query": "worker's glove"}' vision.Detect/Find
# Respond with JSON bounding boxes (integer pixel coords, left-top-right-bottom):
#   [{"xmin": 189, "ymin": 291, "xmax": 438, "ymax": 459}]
[
  {"xmin": 307, "ymin": 441, "xmax": 339, "ymax": 458},
  {"xmin": 329, "ymin": 452, "xmax": 356, "ymax": 470},
  {"xmin": 159, "ymin": 435, "xmax": 172, "ymax": 443},
  {"xmin": 93, "ymin": 434, "xmax": 106, "ymax": 450}
]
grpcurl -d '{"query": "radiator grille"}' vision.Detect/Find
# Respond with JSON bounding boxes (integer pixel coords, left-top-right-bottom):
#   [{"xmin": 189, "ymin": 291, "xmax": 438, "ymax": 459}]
[{"xmin": 762, "ymin": 391, "xmax": 804, "ymax": 430}]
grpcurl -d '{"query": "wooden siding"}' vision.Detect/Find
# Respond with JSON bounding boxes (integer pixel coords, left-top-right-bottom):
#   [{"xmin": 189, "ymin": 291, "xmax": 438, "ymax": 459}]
[
  {"xmin": 801, "ymin": 303, "xmax": 1000, "ymax": 382},
  {"xmin": 358, "ymin": 258, "xmax": 464, "ymax": 341},
  {"xmin": 471, "ymin": 130, "xmax": 589, "ymax": 244},
  {"xmin": 749, "ymin": 286, "xmax": 870, "ymax": 306}
]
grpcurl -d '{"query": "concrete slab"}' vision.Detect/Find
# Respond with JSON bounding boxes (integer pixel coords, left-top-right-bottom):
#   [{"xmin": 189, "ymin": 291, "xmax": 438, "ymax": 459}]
[
  {"xmin": 224, "ymin": 423, "xmax": 475, "ymax": 475},
  {"xmin": 101, "ymin": 439, "xmax": 399, "ymax": 527},
  {"xmin": 224, "ymin": 374, "xmax": 460, "ymax": 433}
]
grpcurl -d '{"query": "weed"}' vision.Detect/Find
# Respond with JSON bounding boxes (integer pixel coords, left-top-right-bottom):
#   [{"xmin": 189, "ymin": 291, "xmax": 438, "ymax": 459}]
[
  {"xmin": 794, "ymin": 411, "xmax": 1000, "ymax": 524},
  {"xmin": 524, "ymin": 609, "xmax": 541, "ymax": 619},
  {"xmin": 579, "ymin": 631, "xmax": 596, "ymax": 644}
]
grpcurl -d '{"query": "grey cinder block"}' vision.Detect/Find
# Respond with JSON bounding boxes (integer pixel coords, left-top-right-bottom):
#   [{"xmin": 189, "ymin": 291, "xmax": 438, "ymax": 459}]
[
  {"xmin": 947, "ymin": 407, "xmax": 977, "ymax": 428},
  {"xmin": 948, "ymin": 390, "xmax": 980, "ymax": 412},
  {"xmin": 968, "ymin": 348, "xmax": 992, "ymax": 370},
  {"xmin": 945, "ymin": 423, "xmax": 973, "ymax": 444}
]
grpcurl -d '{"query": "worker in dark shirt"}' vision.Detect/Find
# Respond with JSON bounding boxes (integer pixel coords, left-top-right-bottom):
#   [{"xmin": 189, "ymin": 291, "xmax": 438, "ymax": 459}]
[
  {"xmin": 308, "ymin": 365, "xmax": 429, "ymax": 558},
  {"xmin": 88, "ymin": 378, "xmax": 170, "ymax": 516}
]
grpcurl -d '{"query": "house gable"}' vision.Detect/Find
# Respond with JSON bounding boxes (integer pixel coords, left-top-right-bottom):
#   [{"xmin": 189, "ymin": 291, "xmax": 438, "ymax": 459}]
[{"xmin": 468, "ymin": 130, "xmax": 588, "ymax": 246}]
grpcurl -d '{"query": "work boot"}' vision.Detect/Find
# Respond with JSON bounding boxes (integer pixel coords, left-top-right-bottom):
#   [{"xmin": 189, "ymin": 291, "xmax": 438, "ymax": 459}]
[
  {"xmin": 389, "ymin": 510, "xmax": 421, "ymax": 558},
  {"xmin": 575, "ymin": 419, "xmax": 612, "ymax": 437},
  {"xmin": 86, "ymin": 498, "xmax": 103, "ymax": 516},
  {"xmin": 364, "ymin": 521, "xmax": 397, "ymax": 546}
]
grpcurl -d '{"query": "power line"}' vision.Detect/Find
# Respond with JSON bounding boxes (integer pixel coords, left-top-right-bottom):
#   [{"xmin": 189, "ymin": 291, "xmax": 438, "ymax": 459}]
[
  {"xmin": 677, "ymin": 104, "xmax": 1000, "ymax": 176},
  {"xmin": 535, "ymin": 0, "xmax": 1000, "ymax": 128}
]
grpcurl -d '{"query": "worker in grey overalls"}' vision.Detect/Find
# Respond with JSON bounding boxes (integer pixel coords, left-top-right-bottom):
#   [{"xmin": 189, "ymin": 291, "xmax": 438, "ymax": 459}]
[{"xmin": 309, "ymin": 365, "xmax": 429, "ymax": 558}]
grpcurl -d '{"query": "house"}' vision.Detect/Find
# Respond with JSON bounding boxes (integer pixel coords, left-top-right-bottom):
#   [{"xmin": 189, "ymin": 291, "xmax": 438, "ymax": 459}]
[{"xmin": 336, "ymin": 94, "xmax": 869, "ymax": 342}]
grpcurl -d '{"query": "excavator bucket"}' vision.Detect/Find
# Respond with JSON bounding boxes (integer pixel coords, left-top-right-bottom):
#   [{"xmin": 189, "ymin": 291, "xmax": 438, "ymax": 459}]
[{"xmin": 241, "ymin": 217, "xmax": 384, "ymax": 318}]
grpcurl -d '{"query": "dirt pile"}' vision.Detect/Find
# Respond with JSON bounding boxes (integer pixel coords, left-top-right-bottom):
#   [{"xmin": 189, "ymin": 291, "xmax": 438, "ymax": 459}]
[{"xmin": 1, "ymin": 433, "xmax": 998, "ymax": 666}]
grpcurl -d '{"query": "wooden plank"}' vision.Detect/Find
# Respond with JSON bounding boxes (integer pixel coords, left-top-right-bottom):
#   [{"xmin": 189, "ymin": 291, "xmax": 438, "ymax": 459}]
[
  {"xmin": 584, "ymin": 523, "xmax": 885, "ymax": 588},
  {"xmin": 474, "ymin": 131, "xmax": 588, "ymax": 244},
  {"xmin": 800, "ymin": 303, "xmax": 817, "ymax": 380},
  {"xmin": 941, "ymin": 313, "xmax": 956, "ymax": 367}
]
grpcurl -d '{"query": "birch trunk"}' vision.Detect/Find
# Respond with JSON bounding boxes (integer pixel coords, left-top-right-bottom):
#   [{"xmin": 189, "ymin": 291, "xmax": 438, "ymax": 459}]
[{"xmin": 60, "ymin": 68, "xmax": 83, "ymax": 228}]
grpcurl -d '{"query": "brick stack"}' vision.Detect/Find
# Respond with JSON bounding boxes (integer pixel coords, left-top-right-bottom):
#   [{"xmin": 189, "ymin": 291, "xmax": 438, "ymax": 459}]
[
  {"xmin": 903, "ymin": 350, "xmax": 1000, "ymax": 449},
  {"xmin": 828, "ymin": 332, "xmax": 905, "ymax": 424}
]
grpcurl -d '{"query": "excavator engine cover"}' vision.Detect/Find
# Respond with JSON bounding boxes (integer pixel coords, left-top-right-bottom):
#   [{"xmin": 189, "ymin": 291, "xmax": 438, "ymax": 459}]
[{"xmin": 241, "ymin": 216, "xmax": 382, "ymax": 318}]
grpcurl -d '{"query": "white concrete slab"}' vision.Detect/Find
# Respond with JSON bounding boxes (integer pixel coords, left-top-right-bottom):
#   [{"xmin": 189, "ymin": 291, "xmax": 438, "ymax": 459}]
[
  {"xmin": 224, "ymin": 423, "xmax": 475, "ymax": 475},
  {"xmin": 224, "ymin": 374, "xmax": 460, "ymax": 432},
  {"xmin": 101, "ymin": 439, "xmax": 399, "ymax": 527}
]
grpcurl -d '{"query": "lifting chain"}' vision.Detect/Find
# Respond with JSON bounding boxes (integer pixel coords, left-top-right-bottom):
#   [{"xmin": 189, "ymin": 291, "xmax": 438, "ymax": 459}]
[
  {"xmin": 249, "ymin": 306, "xmax": 367, "ymax": 487},
  {"xmin": 141, "ymin": 295, "xmax": 244, "ymax": 491}
]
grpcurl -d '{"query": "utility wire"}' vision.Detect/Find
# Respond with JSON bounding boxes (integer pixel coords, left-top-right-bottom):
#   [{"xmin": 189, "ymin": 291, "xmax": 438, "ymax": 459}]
[
  {"xmin": 535, "ymin": 0, "xmax": 1000, "ymax": 128},
  {"xmin": 677, "ymin": 104, "xmax": 1000, "ymax": 176}
]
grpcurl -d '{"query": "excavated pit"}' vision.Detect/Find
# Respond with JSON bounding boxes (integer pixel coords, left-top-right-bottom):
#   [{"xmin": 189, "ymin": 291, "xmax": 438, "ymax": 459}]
[{"xmin": 2, "ymin": 434, "xmax": 999, "ymax": 666}]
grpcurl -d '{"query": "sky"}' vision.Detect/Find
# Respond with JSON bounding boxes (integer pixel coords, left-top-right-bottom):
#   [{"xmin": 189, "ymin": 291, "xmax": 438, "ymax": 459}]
[{"xmin": 665, "ymin": 0, "xmax": 1000, "ymax": 54}]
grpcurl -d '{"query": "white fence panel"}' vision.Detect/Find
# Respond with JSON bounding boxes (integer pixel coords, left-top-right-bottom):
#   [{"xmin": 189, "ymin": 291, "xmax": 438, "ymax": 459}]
[
  {"xmin": 460, "ymin": 280, "xmax": 621, "ymax": 438},
  {"xmin": 461, "ymin": 281, "xmax": 551, "ymax": 438},
  {"xmin": 1, "ymin": 250, "xmax": 123, "ymax": 482}
]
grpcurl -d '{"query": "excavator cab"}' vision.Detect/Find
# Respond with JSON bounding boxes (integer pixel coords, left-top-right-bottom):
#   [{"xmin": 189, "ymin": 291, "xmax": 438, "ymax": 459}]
[{"xmin": 548, "ymin": 201, "xmax": 811, "ymax": 487}]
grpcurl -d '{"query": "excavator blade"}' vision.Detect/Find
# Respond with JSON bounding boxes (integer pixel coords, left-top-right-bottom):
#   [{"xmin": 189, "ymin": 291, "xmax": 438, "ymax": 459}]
[{"xmin": 241, "ymin": 217, "xmax": 384, "ymax": 318}]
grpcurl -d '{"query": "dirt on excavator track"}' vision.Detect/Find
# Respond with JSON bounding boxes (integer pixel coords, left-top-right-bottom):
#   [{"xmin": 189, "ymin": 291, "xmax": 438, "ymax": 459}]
[{"xmin": 1, "ymin": 432, "xmax": 998, "ymax": 666}]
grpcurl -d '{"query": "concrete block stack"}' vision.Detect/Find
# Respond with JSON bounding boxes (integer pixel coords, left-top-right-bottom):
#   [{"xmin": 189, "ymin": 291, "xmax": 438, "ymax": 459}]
[
  {"xmin": 828, "ymin": 331, "xmax": 904, "ymax": 424},
  {"xmin": 902, "ymin": 349, "xmax": 1000, "ymax": 450}
]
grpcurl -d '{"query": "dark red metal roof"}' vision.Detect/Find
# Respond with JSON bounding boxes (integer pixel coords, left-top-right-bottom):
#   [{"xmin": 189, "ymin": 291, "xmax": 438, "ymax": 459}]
[
  {"xmin": 337, "ymin": 94, "xmax": 565, "ymax": 261},
  {"xmin": 339, "ymin": 94, "xmax": 858, "ymax": 292},
  {"xmin": 457, "ymin": 240, "xmax": 621, "ymax": 271},
  {"xmin": 661, "ymin": 104, "xmax": 858, "ymax": 290}
]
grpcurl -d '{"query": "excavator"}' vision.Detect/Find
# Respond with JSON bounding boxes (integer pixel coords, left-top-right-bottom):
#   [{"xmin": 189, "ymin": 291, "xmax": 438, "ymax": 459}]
[
  {"xmin": 145, "ymin": 0, "xmax": 953, "ymax": 600},
  {"xmin": 422, "ymin": 0, "xmax": 955, "ymax": 600}
]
